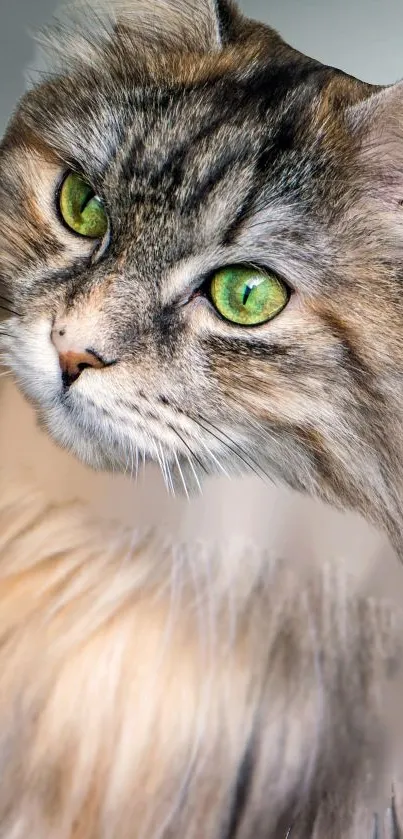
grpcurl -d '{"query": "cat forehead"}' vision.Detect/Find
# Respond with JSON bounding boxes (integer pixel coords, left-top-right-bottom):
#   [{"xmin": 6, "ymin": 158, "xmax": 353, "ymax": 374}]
[
  {"xmin": 2, "ymin": 2, "xmax": 374, "ymax": 281},
  {"xmin": 16, "ymin": 59, "xmax": 332, "ymax": 183},
  {"xmin": 3, "ymin": 64, "xmax": 360, "ymax": 282},
  {"xmin": 10, "ymin": 0, "xmax": 372, "ymax": 186},
  {"xmin": 10, "ymin": 0, "xmax": 376, "ymax": 183}
]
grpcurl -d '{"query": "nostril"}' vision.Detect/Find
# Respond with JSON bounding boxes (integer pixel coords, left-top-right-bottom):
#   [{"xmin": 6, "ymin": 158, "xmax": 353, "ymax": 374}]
[
  {"xmin": 58, "ymin": 349, "xmax": 108, "ymax": 390},
  {"xmin": 61, "ymin": 369, "xmax": 80, "ymax": 389},
  {"xmin": 62, "ymin": 361, "xmax": 92, "ymax": 388}
]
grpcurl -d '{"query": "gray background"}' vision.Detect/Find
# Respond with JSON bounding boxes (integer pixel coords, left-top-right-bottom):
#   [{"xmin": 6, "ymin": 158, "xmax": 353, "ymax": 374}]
[{"xmin": 1, "ymin": 0, "xmax": 403, "ymax": 136}]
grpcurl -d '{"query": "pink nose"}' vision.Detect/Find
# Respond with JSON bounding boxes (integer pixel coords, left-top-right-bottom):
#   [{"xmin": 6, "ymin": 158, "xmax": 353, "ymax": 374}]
[
  {"xmin": 51, "ymin": 326, "xmax": 106, "ymax": 388},
  {"xmin": 58, "ymin": 348, "xmax": 106, "ymax": 387}
]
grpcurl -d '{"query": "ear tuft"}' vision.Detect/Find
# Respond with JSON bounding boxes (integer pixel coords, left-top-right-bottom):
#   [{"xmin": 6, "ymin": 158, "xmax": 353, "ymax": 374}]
[
  {"xmin": 343, "ymin": 81, "xmax": 403, "ymax": 224},
  {"xmin": 31, "ymin": 0, "xmax": 248, "ymax": 79},
  {"xmin": 104, "ymin": 0, "xmax": 245, "ymax": 47},
  {"xmin": 346, "ymin": 82, "xmax": 400, "ymax": 135},
  {"xmin": 101, "ymin": 0, "xmax": 225, "ymax": 49},
  {"xmin": 345, "ymin": 81, "xmax": 403, "ymax": 171}
]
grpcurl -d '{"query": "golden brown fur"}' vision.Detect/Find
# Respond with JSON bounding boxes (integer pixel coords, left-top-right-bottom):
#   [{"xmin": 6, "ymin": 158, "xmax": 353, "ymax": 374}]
[
  {"xmin": 3, "ymin": 0, "xmax": 403, "ymax": 835},
  {"xmin": 0, "ymin": 468, "xmax": 400, "ymax": 838}
]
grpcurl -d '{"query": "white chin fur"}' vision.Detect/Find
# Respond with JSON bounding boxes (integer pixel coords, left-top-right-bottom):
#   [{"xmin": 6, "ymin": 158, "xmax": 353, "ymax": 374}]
[
  {"xmin": 1, "ymin": 318, "xmax": 205, "ymax": 494},
  {"xmin": 1, "ymin": 318, "xmax": 135, "ymax": 473}
]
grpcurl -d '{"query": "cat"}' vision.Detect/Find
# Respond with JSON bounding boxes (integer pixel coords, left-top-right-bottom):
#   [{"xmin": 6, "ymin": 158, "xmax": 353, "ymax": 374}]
[
  {"xmin": 1, "ymin": 0, "xmax": 403, "ymax": 836},
  {"xmin": 2, "ymin": 0, "xmax": 403, "ymax": 556}
]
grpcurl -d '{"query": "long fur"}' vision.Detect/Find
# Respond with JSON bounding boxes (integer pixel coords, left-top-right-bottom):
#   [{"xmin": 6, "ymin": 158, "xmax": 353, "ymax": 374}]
[
  {"xmin": 33, "ymin": 0, "xmax": 224, "ymax": 80},
  {"xmin": 0, "ymin": 468, "xmax": 400, "ymax": 838},
  {"xmin": 2, "ymin": 0, "xmax": 403, "ymax": 835}
]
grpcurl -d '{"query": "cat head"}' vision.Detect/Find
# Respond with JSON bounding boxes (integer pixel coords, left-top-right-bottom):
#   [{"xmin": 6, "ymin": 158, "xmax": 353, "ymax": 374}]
[{"xmin": 1, "ymin": 0, "xmax": 403, "ymax": 546}]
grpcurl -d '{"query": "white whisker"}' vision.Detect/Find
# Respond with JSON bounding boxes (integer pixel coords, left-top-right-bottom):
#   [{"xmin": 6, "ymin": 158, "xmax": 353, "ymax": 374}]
[
  {"xmin": 153, "ymin": 437, "xmax": 167, "ymax": 490},
  {"xmin": 198, "ymin": 437, "xmax": 231, "ymax": 479},
  {"xmin": 164, "ymin": 448, "xmax": 175, "ymax": 497},
  {"xmin": 156, "ymin": 440, "xmax": 173, "ymax": 495},
  {"xmin": 128, "ymin": 437, "xmax": 136, "ymax": 480},
  {"xmin": 185, "ymin": 452, "xmax": 203, "ymax": 493},
  {"xmin": 134, "ymin": 443, "xmax": 139, "ymax": 478},
  {"xmin": 173, "ymin": 450, "xmax": 189, "ymax": 499}
]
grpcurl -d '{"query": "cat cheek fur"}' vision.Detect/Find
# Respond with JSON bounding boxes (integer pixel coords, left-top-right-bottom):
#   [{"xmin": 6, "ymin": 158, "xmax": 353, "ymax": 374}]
[{"xmin": 2, "ymin": 0, "xmax": 403, "ymax": 552}]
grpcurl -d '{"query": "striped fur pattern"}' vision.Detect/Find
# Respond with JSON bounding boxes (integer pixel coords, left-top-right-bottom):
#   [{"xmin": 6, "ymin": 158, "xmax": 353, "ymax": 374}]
[
  {"xmin": 2, "ymin": 1, "xmax": 403, "ymax": 552},
  {"xmin": 1, "ymin": 0, "xmax": 403, "ymax": 835}
]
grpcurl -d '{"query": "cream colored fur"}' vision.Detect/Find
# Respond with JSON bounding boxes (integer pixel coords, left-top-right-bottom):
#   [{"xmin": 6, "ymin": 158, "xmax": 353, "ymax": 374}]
[{"xmin": 0, "ymin": 379, "xmax": 403, "ymax": 836}]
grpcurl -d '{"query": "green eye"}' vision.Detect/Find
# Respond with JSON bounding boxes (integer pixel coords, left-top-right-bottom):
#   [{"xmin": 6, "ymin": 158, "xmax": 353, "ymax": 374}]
[
  {"xmin": 210, "ymin": 265, "xmax": 289, "ymax": 326},
  {"xmin": 59, "ymin": 172, "xmax": 108, "ymax": 239}
]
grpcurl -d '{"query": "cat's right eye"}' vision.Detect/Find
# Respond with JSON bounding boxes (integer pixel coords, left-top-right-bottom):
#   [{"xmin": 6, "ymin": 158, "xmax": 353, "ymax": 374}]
[
  {"xmin": 209, "ymin": 265, "xmax": 289, "ymax": 326},
  {"xmin": 58, "ymin": 172, "xmax": 108, "ymax": 239}
]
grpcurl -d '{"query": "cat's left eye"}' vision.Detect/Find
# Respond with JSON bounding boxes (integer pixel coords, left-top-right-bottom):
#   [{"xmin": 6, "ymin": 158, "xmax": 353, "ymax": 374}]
[
  {"xmin": 209, "ymin": 265, "xmax": 289, "ymax": 326},
  {"xmin": 58, "ymin": 172, "xmax": 108, "ymax": 239}
]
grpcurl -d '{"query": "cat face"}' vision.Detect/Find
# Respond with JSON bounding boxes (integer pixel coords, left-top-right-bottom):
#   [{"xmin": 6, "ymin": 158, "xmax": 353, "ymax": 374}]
[{"xmin": 2, "ymin": 0, "xmax": 403, "ymax": 541}]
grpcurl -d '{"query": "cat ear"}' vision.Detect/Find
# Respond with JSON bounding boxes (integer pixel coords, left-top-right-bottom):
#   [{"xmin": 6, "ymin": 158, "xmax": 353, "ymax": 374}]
[
  {"xmin": 346, "ymin": 81, "xmax": 403, "ymax": 127},
  {"xmin": 346, "ymin": 81, "xmax": 403, "ymax": 174},
  {"xmin": 101, "ymin": 0, "xmax": 229, "ymax": 50},
  {"xmin": 342, "ymin": 81, "xmax": 403, "ymax": 245},
  {"xmin": 34, "ymin": 0, "xmax": 245, "ymax": 77},
  {"xmin": 82, "ymin": 0, "xmax": 243, "ymax": 52},
  {"xmin": 209, "ymin": 0, "xmax": 246, "ymax": 44}
]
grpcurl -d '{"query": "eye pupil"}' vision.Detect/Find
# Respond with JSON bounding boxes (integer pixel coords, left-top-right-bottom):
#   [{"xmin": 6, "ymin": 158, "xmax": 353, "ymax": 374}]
[
  {"xmin": 59, "ymin": 172, "xmax": 108, "ymax": 239},
  {"xmin": 242, "ymin": 285, "xmax": 252, "ymax": 306},
  {"xmin": 210, "ymin": 266, "xmax": 288, "ymax": 326},
  {"xmin": 79, "ymin": 187, "xmax": 94, "ymax": 213}
]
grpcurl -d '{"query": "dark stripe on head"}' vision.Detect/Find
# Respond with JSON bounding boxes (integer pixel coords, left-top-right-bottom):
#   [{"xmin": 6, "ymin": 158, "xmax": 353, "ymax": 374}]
[
  {"xmin": 222, "ymin": 185, "xmax": 262, "ymax": 246},
  {"xmin": 181, "ymin": 147, "xmax": 252, "ymax": 214},
  {"xmin": 120, "ymin": 109, "xmax": 234, "ymax": 190}
]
